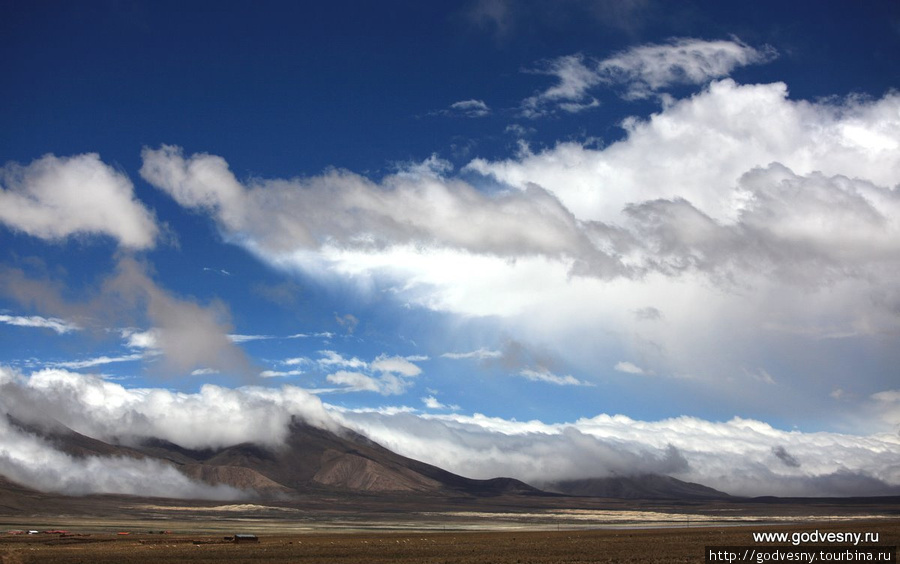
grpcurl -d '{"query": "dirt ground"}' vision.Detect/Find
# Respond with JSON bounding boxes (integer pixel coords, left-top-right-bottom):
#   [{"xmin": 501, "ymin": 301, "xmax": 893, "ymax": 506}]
[{"xmin": 1, "ymin": 519, "xmax": 897, "ymax": 564}]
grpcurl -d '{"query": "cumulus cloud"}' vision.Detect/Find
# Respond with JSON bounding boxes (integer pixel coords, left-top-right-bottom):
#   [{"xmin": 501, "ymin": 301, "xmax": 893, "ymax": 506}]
[
  {"xmin": 317, "ymin": 350, "xmax": 367, "ymax": 370},
  {"xmin": 422, "ymin": 394, "xmax": 459, "ymax": 411},
  {"xmin": 321, "ymin": 352, "xmax": 424, "ymax": 395},
  {"xmin": 139, "ymin": 145, "xmax": 617, "ymax": 273},
  {"xmin": 371, "ymin": 354, "xmax": 422, "ymax": 377},
  {"xmin": 0, "ymin": 153, "xmax": 158, "ymax": 248},
  {"xmin": 137, "ymin": 78, "xmax": 900, "ymax": 427},
  {"xmin": 614, "ymin": 361, "xmax": 646, "ymax": 375},
  {"xmin": 522, "ymin": 38, "xmax": 774, "ymax": 115},
  {"xmin": 333, "ymin": 409, "xmax": 900, "ymax": 497}
]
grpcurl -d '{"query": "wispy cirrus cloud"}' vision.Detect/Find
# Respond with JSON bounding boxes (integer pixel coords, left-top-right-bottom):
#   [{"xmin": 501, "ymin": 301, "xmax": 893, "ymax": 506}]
[
  {"xmin": 441, "ymin": 348, "xmax": 503, "ymax": 360},
  {"xmin": 0, "ymin": 313, "xmax": 80, "ymax": 335},
  {"xmin": 521, "ymin": 38, "xmax": 776, "ymax": 116},
  {"xmin": 518, "ymin": 368, "xmax": 591, "ymax": 386},
  {"xmin": 431, "ymin": 99, "xmax": 492, "ymax": 118},
  {"xmin": 51, "ymin": 353, "xmax": 146, "ymax": 370}
]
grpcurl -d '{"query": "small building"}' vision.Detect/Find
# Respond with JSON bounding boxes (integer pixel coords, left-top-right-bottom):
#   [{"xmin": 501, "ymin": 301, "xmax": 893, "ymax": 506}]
[{"xmin": 233, "ymin": 534, "xmax": 259, "ymax": 543}]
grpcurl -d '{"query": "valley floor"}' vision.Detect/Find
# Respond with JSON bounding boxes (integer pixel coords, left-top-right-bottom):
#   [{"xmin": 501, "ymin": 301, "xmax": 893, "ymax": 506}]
[{"xmin": 1, "ymin": 519, "xmax": 898, "ymax": 564}]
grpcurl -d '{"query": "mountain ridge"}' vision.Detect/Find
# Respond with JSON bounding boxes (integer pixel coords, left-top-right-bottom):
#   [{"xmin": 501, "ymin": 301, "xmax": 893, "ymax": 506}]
[{"xmin": 2, "ymin": 414, "xmax": 730, "ymax": 502}]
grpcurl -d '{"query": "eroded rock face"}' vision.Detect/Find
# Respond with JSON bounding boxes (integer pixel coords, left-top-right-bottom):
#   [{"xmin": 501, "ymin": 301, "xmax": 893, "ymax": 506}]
[
  {"xmin": 179, "ymin": 464, "xmax": 294, "ymax": 495},
  {"xmin": 312, "ymin": 450, "xmax": 442, "ymax": 492}
]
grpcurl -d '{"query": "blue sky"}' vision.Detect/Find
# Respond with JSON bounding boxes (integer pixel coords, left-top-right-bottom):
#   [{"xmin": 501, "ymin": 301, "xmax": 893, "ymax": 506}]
[{"xmin": 2, "ymin": 1, "xmax": 900, "ymax": 497}]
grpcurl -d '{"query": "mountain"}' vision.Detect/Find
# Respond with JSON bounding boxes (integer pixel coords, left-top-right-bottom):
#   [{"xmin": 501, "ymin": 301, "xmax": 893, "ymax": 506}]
[
  {"xmin": 3, "ymin": 415, "xmax": 543, "ymax": 499},
  {"xmin": 3, "ymin": 415, "xmax": 729, "ymax": 503},
  {"xmin": 135, "ymin": 419, "xmax": 546, "ymax": 497},
  {"xmin": 540, "ymin": 474, "xmax": 732, "ymax": 500}
]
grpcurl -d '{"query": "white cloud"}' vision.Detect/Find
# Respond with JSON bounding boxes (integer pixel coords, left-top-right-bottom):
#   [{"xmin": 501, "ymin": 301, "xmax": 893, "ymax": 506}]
[
  {"xmin": 522, "ymin": 54, "xmax": 603, "ymax": 116},
  {"xmin": 371, "ymin": 354, "xmax": 422, "ymax": 377},
  {"xmin": 325, "ymin": 370, "xmax": 410, "ymax": 395},
  {"xmin": 422, "ymin": 395, "xmax": 445, "ymax": 409},
  {"xmin": 53, "ymin": 353, "xmax": 145, "ymax": 370},
  {"xmin": 872, "ymin": 390, "xmax": 900, "ymax": 402},
  {"xmin": 0, "ymin": 414, "xmax": 243, "ymax": 500},
  {"xmin": 317, "ymin": 350, "xmax": 368, "ymax": 370},
  {"xmin": 0, "ymin": 153, "xmax": 158, "ymax": 248},
  {"xmin": 614, "ymin": 361, "xmax": 646, "ymax": 375},
  {"xmin": 122, "ymin": 328, "xmax": 159, "ymax": 349},
  {"xmin": 519, "ymin": 368, "xmax": 591, "ymax": 386},
  {"xmin": 474, "ymin": 80, "xmax": 900, "ymax": 226},
  {"xmin": 334, "ymin": 409, "xmax": 900, "ymax": 497},
  {"xmin": 320, "ymin": 353, "xmax": 424, "ymax": 395},
  {"xmin": 228, "ymin": 334, "xmax": 275, "ymax": 343},
  {"xmin": 0, "ymin": 367, "xmax": 336, "ymax": 450},
  {"xmin": 326, "ymin": 370, "xmax": 381, "ymax": 392},
  {"xmin": 2, "ymin": 367, "xmax": 897, "ymax": 498},
  {"xmin": 140, "ymin": 145, "xmax": 604, "ymax": 267},
  {"xmin": 138, "ymin": 80, "xmax": 900, "ymax": 427},
  {"xmin": 870, "ymin": 390, "xmax": 900, "ymax": 427},
  {"xmin": 597, "ymin": 37, "xmax": 776, "ymax": 100},
  {"xmin": 521, "ymin": 38, "xmax": 775, "ymax": 115},
  {"xmin": 283, "ymin": 356, "xmax": 312, "ymax": 366},
  {"xmin": 421, "ymin": 395, "xmax": 460, "ymax": 411},
  {"xmin": 442, "ymin": 348, "xmax": 503, "ymax": 360},
  {"xmin": 259, "ymin": 369, "xmax": 303, "ymax": 378},
  {"xmin": 447, "ymin": 99, "xmax": 491, "ymax": 117},
  {"xmin": 0, "ymin": 314, "xmax": 80, "ymax": 334}
]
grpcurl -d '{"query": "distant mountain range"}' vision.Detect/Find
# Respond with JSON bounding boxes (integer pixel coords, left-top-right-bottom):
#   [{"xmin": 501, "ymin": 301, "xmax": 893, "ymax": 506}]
[
  {"xmin": 2, "ymin": 415, "xmax": 731, "ymax": 505},
  {"xmin": 540, "ymin": 475, "xmax": 731, "ymax": 500}
]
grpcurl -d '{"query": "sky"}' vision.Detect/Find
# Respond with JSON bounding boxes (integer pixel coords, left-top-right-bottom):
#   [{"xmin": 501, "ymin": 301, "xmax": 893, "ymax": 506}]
[{"xmin": 1, "ymin": 0, "xmax": 900, "ymax": 498}]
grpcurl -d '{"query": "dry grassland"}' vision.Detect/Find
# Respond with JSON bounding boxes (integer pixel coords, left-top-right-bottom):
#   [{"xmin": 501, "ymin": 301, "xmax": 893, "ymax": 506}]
[{"xmin": 1, "ymin": 520, "xmax": 897, "ymax": 564}]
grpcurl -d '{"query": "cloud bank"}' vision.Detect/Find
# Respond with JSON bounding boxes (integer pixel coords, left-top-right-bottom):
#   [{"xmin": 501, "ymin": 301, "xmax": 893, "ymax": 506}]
[
  {"xmin": 2, "ymin": 367, "xmax": 897, "ymax": 498},
  {"xmin": 333, "ymin": 409, "xmax": 900, "ymax": 497}
]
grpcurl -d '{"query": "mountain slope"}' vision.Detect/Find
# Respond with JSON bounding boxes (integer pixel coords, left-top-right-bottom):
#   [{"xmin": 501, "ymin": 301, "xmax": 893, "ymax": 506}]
[
  {"xmin": 129, "ymin": 418, "xmax": 544, "ymax": 498},
  {"xmin": 541, "ymin": 474, "xmax": 732, "ymax": 500},
  {"xmin": 2, "ymin": 414, "xmax": 727, "ymax": 502}
]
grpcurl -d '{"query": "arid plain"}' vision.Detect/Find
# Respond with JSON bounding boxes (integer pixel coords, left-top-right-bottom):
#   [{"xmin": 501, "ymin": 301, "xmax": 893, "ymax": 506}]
[{"xmin": 3, "ymin": 491, "xmax": 899, "ymax": 564}]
